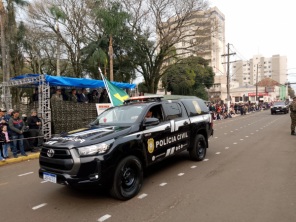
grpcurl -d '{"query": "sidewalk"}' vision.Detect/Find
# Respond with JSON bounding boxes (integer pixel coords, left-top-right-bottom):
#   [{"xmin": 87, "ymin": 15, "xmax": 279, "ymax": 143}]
[{"xmin": 0, "ymin": 151, "xmax": 40, "ymax": 166}]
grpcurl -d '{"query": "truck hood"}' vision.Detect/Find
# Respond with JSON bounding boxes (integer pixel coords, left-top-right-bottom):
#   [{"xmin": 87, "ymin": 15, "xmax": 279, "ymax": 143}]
[{"xmin": 47, "ymin": 125, "xmax": 131, "ymax": 148}]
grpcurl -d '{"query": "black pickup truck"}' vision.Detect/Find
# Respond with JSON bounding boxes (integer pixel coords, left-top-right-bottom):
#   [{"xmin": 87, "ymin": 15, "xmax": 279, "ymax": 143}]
[{"xmin": 39, "ymin": 96, "xmax": 213, "ymax": 200}]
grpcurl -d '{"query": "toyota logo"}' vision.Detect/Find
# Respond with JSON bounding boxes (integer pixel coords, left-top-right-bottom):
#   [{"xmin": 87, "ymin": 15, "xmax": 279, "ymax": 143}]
[{"xmin": 47, "ymin": 149, "xmax": 55, "ymax": 158}]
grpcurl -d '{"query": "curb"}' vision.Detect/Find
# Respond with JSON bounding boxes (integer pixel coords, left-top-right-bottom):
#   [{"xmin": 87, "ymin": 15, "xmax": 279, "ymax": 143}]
[{"xmin": 0, "ymin": 152, "xmax": 40, "ymax": 166}]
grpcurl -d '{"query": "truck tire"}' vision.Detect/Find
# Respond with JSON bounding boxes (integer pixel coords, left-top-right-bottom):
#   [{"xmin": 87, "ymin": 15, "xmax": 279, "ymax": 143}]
[
  {"xmin": 110, "ymin": 156, "xmax": 143, "ymax": 200},
  {"xmin": 189, "ymin": 134, "xmax": 207, "ymax": 161}
]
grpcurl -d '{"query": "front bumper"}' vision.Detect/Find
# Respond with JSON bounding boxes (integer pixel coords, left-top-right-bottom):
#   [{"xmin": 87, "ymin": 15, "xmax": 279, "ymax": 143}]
[
  {"xmin": 39, "ymin": 147, "xmax": 105, "ymax": 185},
  {"xmin": 39, "ymin": 166, "xmax": 101, "ymax": 185}
]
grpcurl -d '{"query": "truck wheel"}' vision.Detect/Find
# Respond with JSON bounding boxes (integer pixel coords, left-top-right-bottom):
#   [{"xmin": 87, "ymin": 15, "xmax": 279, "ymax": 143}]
[
  {"xmin": 110, "ymin": 156, "xmax": 143, "ymax": 200},
  {"xmin": 189, "ymin": 134, "xmax": 207, "ymax": 161}
]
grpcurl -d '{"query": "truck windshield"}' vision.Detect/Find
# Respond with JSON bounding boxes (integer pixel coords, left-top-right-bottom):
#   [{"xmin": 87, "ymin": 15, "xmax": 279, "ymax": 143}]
[{"xmin": 91, "ymin": 105, "xmax": 145, "ymax": 126}]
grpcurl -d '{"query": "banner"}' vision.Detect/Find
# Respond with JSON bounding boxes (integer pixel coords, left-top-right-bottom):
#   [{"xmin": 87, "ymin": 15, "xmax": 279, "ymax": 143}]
[{"xmin": 96, "ymin": 103, "xmax": 112, "ymax": 115}]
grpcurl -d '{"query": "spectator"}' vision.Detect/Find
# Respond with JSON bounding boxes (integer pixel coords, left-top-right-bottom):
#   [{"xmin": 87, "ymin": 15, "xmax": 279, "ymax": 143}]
[
  {"xmin": 0, "ymin": 125, "xmax": 11, "ymax": 159},
  {"xmin": 99, "ymin": 89, "xmax": 109, "ymax": 103},
  {"xmin": 51, "ymin": 88, "xmax": 63, "ymax": 102},
  {"xmin": 4, "ymin": 109, "xmax": 13, "ymax": 123},
  {"xmin": 61, "ymin": 88, "xmax": 69, "ymax": 101},
  {"xmin": 8, "ymin": 110, "xmax": 27, "ymax": 158},
  {"xmin": 27, "ymin": 109, "xmax": 43, "ymax": 152},
  {"xmin": 32, "ymin": 88, "xmax": 38, "ymax": 102},
  {"xmin": 69, "ymin": 89, "xmax": 78, "ymax": 102},
  {"xmin": 0, "ymin": 108, "xmax": 7, "ymax": 129},
  {"xmin": 4, "ymin": 108, "xmax": 14, "ymax": 153},
  {"xmin": 78, "ymin": 88, "xmax": 89, "ymax": 103},
  {"xmin": 88, "ymin": 89, "xmax": 99, "ymax": 103}
]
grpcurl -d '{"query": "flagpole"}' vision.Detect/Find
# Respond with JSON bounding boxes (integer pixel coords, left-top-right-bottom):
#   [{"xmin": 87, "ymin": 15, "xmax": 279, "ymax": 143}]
[{"xmin": 98, "ymin": 67, "xmax": 114, "ymax": 107}]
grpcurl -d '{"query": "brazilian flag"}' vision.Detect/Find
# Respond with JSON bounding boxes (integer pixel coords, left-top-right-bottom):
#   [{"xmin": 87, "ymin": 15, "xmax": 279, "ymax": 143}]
[{"xmin": 104, "ymin": 78, "xmax": 129, "ymax": 106}]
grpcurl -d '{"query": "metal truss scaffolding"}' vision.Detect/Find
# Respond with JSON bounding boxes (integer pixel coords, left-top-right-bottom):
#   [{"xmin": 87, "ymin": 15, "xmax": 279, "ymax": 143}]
[{"xmin": 1, "ymin": 74, "xmax": 52, "ymax": 140}]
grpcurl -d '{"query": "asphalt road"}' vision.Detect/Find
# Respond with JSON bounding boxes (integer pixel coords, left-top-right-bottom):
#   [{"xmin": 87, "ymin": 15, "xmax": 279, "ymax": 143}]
[{"xmin": 0, "ymin": 110, "xmax": 295, "ymax": 222}]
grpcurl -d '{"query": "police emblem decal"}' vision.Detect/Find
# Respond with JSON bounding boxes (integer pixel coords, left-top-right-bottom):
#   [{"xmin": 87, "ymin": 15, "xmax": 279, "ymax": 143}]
[{"xmin": 147, "ymin": 138, "xmax": 155, "ymax": 154}]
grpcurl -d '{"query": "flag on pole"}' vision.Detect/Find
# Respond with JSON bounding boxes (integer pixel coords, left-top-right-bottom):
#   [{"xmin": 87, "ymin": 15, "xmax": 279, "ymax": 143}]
[{"xmin": 99, "ymin": 68, "xmax": 129, "ymax": 106}]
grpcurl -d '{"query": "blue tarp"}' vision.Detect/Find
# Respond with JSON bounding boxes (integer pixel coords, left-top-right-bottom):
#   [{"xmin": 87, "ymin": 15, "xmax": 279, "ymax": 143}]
[{"xmin": 10, "ymin": 74, "xmax": 136, "ymax": 89}]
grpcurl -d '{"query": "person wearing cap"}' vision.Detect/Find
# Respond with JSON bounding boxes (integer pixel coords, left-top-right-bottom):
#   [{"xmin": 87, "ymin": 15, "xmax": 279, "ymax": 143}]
[
  {"xmin": 4, "ymin": 108, "xmax": 13, "ymax": 123},
  {"xmin": 289, "ymin": 96, "xmax": 296, "ymax": 135},
  {"xmin": 27, "ymin": 109, "xmax": 43, "ymax": 152},
  {"xmin": 8, "ymin": 110, "xmax": 27, "ymax": 158},
  {"xmin": 0, "ymin": 108, "xmax": 7, "ymax": 127},
  {"xmin": 50, "ymin": 88, "xmax": 63, "ymax": 102}
]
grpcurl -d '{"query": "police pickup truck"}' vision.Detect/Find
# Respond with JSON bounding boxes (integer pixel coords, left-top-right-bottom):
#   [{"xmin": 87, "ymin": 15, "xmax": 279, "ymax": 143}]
[{"xmin": 39, "ymin": 96, "xmax": 213, "ymax": 200}]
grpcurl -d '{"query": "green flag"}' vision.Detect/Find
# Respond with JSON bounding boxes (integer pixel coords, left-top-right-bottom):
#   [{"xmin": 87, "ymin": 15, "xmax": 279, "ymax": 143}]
[{"xmin": 104, "ymin": 78, "xmax": 129, "ymax": 106}]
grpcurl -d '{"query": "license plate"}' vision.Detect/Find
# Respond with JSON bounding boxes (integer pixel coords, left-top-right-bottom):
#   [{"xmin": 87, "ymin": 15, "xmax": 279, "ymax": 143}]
[{"xmin": 43, "ymin": 172, "xmax": 57, "ymax": 183}]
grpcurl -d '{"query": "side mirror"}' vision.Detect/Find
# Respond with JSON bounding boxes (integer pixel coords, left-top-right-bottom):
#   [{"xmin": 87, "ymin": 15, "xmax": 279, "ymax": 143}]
[{"xmin": 143, "ymin": 117, "xmax": 159, "ymax": 126}]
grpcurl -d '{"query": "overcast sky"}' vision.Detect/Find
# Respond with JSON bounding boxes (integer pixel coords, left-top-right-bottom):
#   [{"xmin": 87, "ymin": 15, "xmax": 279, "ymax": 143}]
[{"xmin": 209, "ymin": 0, "xmax": 296, "ymax": 90}]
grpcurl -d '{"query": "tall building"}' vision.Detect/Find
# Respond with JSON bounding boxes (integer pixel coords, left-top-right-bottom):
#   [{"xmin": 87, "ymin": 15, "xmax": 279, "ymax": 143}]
[
  {"xmin": 170, "ymin": 7, "xmax": 226, "ymax": 76},
  {"xmin": 232, "ymin": 54, "xmax": 287, "ymax": 86},
  {"xmin": 157, "ymin": 7, "xmax": 226, "ymax": 96}
]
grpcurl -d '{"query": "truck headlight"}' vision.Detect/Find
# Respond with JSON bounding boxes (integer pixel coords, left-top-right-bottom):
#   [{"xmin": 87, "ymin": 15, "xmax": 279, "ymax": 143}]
[{"xmin": 77, "ymin": 139, "xmax": 114, "ymax": 156}]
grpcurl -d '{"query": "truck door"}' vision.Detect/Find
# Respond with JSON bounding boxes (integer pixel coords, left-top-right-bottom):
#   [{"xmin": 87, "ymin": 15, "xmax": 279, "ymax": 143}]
[
  {"xmin": 147, "ymin": 101, "xmax": 190, "ymax": 160},
  {"xmin": 161, "ymin": 101, "xmax": 191, "ymax": 156}
]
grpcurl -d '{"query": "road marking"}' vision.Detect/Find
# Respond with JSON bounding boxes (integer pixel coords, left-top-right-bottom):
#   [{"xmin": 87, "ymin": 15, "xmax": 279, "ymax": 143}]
[
  {"xmin": 214, "ymin": 137, "xmax": 218, "ymax": 139},
  {"xmin": 178, "ymin": 173, "xmax": 184, "ymax": 176},
  {"xmin": 203, "ymin": 159, "xmax": 209, "ymax": 162},
  {"xmin": 98, "ymin": 214, "xmax": 111, "ymax": 222},
  {"xmin": 32, "ymin": 203, "xmax": 47, "ymax": 210},
  {"xmin": 240, "ymin": 139, "xmax": 244, "ymax": 141},
  {"xmin": 41, "ymin": 181, "xmax": 49, "ymax": 184},
  {"xmin": 138, "ymin": 193, "xmax": 148, "ymax": 199},
  {"xmin": 245, "ymin": 136, "xmax": 249, "ymax": 138},
  {"xmin": 216, "ymin": 152, "xmax": 221, "ymax": 155},
  {"xmin": 230, "ymin": 131, "xmax": 233, "ymax": 133},
  {"xmin": 18, "ymin": 172, "xmax": 34, "ymax": 177},
  {"xmin": 160, "ymin": 183, "xmax": 167, "ymax": 187},
  {"xmin": 191, "ymin": 165, "xmax": 197, "ymax": 168},
  {"xmin": 233, "ymin": 142, "xmax": 237, "ymax": 144},
  {"xmin": 225, "ymin": 147, "xmax": 229, "ymax": 149}
]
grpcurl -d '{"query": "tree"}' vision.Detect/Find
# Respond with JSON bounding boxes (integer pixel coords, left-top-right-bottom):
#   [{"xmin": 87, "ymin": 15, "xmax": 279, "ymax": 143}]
[
  {"xmin": 27, "ymin": 0, "xmax": 95, "ymax": 77},
  {"xmin": 0, "ymin": 0, "xmax": 29, "ymax": 80},
  {"xmin": 165, "ymin": 56, "xmax": 214, "ymax": 99},
  {"xmin": 49, "ymin": 5, "xmax": 67, "ymax": 76},
  {"xmin": 94, "ymin": 1, "xmax": 130, "ymax": 81},
  {"xmin": 120, "ymin": 0, "xmax": 218, "ymax": 93}
]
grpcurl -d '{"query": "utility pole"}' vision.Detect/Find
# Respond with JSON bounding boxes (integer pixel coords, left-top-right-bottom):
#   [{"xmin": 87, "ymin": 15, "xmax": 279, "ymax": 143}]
[
  {"xmin": 255, "ymin": 63, "xmax": 260, "ymax": 103},
  {"xmin": 221, "ymin": 43, "xmax": 236, "ymax": 107}
]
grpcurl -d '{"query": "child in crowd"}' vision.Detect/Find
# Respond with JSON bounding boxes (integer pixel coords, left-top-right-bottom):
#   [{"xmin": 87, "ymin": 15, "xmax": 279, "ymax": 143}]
[{"xmin": 0, "ymin": 125, "xmax": 11, "ymax": 159}]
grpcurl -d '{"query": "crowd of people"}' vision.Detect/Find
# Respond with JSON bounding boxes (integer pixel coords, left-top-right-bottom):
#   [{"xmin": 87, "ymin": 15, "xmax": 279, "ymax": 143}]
[
  {"xmin": 32, "ymin": 87, "xmax": 110, "ymax": 104},
  {"xmin": 0, "ymin": 108, "xmax": 43, "ymax": 160},
  {"xmin": 208, "ymin": 102, "xmax": 270, "ymax": 120}
]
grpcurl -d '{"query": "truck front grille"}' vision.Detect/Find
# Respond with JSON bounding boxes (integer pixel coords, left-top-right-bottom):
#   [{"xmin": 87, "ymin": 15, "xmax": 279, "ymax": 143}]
[{"xmin": 40, "ymin": 147, "xmax": 74, "ymax": 171}]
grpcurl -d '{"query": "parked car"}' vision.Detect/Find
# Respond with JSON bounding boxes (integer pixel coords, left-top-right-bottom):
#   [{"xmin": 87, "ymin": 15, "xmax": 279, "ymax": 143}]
[{"xmin": 270, "ymin": 101, "xmax": 289, "ymax": 114}]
